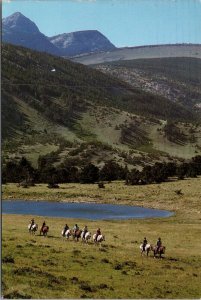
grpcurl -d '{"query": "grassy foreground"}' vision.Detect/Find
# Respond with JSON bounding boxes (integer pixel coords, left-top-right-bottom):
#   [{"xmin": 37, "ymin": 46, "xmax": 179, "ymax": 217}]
[{"xmin": 2, "ymin": 178, "xmax": 201, "ymax": 299}]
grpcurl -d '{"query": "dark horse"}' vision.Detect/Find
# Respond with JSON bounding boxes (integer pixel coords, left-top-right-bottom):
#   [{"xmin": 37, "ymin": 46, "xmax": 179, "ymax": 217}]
[
  {"xmin": 152, "ymin": 246, "xmax": 166, "ymax": 258},
  {"xmin": 72, "ymin": 230, "xmax": 82, "ymax": 241},
  {"xmin": 40, "ymin": 225, "xmax": 49, "ymax": 236}
]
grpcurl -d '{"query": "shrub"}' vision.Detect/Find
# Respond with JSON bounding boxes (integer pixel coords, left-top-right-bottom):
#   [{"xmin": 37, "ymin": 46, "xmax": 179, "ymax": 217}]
[
  {"xmin": 98, "ymin": 182, "xmax": 105, "ymax": 188},
  {"xmin": 2, "ymin": 255, "xmax": 15, "ymax": 264},
  {"xmin": 80, "ymin": 163, "xmax": 99, "ymax": 184},
  {"xmin": 47, "ymin": 183, "xmax": 59, "ymax": 189}
]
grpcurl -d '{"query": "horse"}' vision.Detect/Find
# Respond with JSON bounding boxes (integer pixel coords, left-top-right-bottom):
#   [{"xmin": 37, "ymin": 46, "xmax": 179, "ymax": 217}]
[
  {"xmin": 152, "ymin": 245, "xmax": 166, "ymax": 258},
  {"xmin": 140, "ymin": 243, "xmax": 152, "ymax": 256},
  {"xmin": 61, "ymin": 229, "xmax": 72, "ymax": 239},
  {"xmin": 28, "ymin": 224, "xmax": 38, "ymax": 234},
  {"xmin": 72, "ymin": 230, "xmax": 82, "ymax": 241},
  {"xmin": 93, "ymin": 234, "xmax": 105, "ymax": 245},
  {"xmin": 40, "ymin": 225, "xmax": 49, "ymax": 236},
  {"xmin": 81, "ymin": 231, "xmax": 91, "ymax": 243}
]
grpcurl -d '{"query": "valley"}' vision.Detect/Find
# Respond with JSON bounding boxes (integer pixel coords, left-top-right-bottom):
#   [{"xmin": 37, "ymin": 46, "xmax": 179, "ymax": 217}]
[
  {"xmin": 2, "ymin": 178, "xmax": 201, "ymax": 298},
  {"xmin": 2, "ymin": 6, "xmax": 201, "ymax": 300}
]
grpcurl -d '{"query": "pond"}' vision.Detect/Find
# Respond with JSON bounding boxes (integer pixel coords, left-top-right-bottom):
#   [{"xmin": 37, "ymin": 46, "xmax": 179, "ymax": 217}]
[{"xmin": 2, "ymin": 200, "xmax": 173, "ymax": 220}]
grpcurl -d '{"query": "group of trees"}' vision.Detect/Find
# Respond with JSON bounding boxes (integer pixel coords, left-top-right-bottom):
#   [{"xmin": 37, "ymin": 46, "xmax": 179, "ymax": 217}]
[
  {"xmin": 163, "ymin": 121, "xmax": 188, "ymax": 145},
  {"xmin": 2, "ymin": 159, "xmax": 127, "ymax": 185},
  {"xmin": 126, "ymin": 156, "xmax": 201, "ymax": 185},
  {"xmin": 2, "ymin": 156, "xmax": 201, "ymax": 186}
]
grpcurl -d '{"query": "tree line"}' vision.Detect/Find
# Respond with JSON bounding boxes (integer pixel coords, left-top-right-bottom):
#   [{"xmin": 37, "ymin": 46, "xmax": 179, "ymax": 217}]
[{"xmin": 2, "ymin": 156, "xmax": 201, "ymax": 186}]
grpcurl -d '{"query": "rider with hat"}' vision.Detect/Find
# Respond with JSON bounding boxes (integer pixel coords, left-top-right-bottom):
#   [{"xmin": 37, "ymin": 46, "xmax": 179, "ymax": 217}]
[
  {"xmin": 41, "ymin": 221, "xmax": 46, "ymax": 231},
  {"xmin": 30, "ymin": 218, "xmax": 35, "ymax": 230},
  {"xmin": 63, "ymin": 224, "xmax": 69, "ymax": 237},
  {"xmin": 73, "ymin": 224, "xmax": 79, "ymax": 234},
  {"xmin": 95, "ymin": 228, "xmax": 101, "ymax": 241},
  {"xmin": 156, "ymin": 237, "xmax": 162, "ymax": 252},
  {"xmin": 142, "ymin": 237, "xmax": 148, "ymax": 251},
  {"xmin": 82, "ymin": 225, "xmax": 88, "ymax": 239}
]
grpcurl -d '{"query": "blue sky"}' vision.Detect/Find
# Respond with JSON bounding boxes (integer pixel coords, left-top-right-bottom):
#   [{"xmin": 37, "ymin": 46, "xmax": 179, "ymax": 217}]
[{"xmin": 2, "ymin": 0, "xmax": 201, "ymax": 47}]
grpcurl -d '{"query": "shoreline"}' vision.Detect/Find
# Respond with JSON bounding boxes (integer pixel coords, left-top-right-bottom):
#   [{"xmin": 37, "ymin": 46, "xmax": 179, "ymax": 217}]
[
  {"xmin": 2, "ymin": 196, "xmax": 176, "ymax": 218},
  {"xmin": 2, "ymin": 177, "xmax": 201, "ymax": 220},
  {"xmin": 2, "ymin": 199, "xmax": 175, "ymax": 221}
]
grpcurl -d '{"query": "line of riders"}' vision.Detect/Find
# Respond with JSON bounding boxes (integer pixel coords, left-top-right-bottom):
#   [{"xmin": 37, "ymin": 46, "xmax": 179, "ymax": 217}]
[
  {"xmin": 28, "ymin": 219, "xmax": 104, "ymax": 242},
  {"xmin": 28, "ymin": 219, "xmax": 49, "ymax": 236},
  {"xmin": 61, "ymin": 223, "xmax": 103, "ymax": 242},
  {"xmin": 28, "ymin": 219, "xmax": 165, "ymax": 256},
  {"xmin": 140, "ymin": 237, "xmax": 166, "ymax": 258}
]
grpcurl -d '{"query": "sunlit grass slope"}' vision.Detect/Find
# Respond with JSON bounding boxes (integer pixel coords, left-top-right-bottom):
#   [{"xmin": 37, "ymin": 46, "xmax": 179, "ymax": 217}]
[{"xmin": 2, "ymin": 178, "xmax": 201, "ymax": 298}]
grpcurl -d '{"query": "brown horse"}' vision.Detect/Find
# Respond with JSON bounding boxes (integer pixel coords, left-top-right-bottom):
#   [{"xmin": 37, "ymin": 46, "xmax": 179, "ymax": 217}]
[
  {"xmin": 152, "ymin": 245, "xmax": 166, "ymax": 258},
  {"xmin": 40, "ymin": 226, "xmax": 49, "ymax": 236},
  {"xmin": 72, "ymin": 230, "xmax": 82, "ymax": 241}
]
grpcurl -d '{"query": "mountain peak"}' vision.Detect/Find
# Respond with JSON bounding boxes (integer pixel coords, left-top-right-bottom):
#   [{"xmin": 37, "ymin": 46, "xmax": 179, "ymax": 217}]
[
  {"xmin": 2, "ymin": 12, "xmax": 116, "ymax": 57},
  {"xmin": 2, "ymin": 12, "xmax": 60, "ymax": 56},
  {"xmin": 9, "ymin": 11, "xmax": 23, "ymax": 18},
  {"xmin": 3, "ymin": 12, "xmax": 39, "ymax": 34},
  {"xmin": 49, "ymin": 30, "xmax": 116, "ymax": 56}
]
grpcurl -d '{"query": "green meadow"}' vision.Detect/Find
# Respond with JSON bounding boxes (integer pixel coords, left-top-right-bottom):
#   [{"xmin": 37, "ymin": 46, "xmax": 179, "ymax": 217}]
[{"xmin": 2, "ymin": 178, "xmax": 201, "ymax": 299}]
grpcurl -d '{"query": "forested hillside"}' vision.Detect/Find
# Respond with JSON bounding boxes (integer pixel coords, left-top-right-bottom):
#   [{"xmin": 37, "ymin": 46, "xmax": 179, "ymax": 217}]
[
  {"xmin": 95, "ymin": 57, "xmax": 201, "ymax": 110},
  {"xmin": 2, "ymin": 44, "xmax": 201, "ymax": 170}
]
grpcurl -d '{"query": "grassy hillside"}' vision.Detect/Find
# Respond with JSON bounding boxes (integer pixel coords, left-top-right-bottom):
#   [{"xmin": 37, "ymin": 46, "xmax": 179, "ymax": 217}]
[
  {"xmin": 2, "ymin": 177, "xmax": 201, "ymax": 298},
  {"xmin": 2, "ymin": 44, "xmax": 201, "ymax": 168}
]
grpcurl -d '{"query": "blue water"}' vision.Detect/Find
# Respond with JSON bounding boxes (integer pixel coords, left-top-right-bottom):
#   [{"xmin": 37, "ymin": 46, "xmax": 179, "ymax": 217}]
[{"xmin": 2, "ymin": 200, "xmax": 173, "ymax": 220}]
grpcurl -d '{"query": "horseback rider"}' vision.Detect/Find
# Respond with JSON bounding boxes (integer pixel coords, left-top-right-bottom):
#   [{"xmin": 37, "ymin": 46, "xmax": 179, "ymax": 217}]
[
  {"xmin": 95, "ymin": 228, "xmax": 101, "ymax": 241},
  {"xmin": 82, "ymin": 225, "xmax": 88, "ymax": 239},
  {"xmin": 63, "ymin": 224, "xmax": 69, "ymax": 237},
  {"xmin": 142, "ymin": 237, "xmax": 148, "ymax": 251},
  {"xmin": 73, "ymin": 224, "xmax": 79, "ymax": 234},
  {"xmin": 30, "ymin": 218, "xmax": 35, "ymax": 230},
  {"xmin": 41, "ymin": 221, "xmax": 46, "ymax": 231},
  {"xmin": 156, "ymin": 237, "xmax": 162, "ymax": 252}
]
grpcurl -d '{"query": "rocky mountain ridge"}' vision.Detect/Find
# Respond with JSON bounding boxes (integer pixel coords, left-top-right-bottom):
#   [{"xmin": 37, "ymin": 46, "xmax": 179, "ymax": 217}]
[
  {"xmin": 3, "ymin": 12, "xmax": 201, "ymax": 63},
  {"xmin": 49, "ymin": 30, "xmax": 116, "ymax": 56},
  {"xmin": 2, "ymin": 12, "xmax": 60, "ymax": 56},
  {"xmin": 2, "ymin": 12, "xmax": 116, "ymax": 57},
  {"xmin": 3, "ymin": 11, "xmax": 39, "ymax": 34}
]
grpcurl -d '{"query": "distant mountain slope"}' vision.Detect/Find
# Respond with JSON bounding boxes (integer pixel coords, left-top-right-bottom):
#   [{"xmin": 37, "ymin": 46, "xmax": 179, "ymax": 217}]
[
  {"xmin": 2, "ymin": 43, "xmax": 195, "ymax": 134},
  {"xmin": 2, "ymin": 12, "xmax": 61, "ymax": 56},
  {"xmin": 49, "ymin": 30, "xmax": 116, "ymax": 57},
  {"xmin": 2, "ymin": 44, "xmax": 201, "ymax": 168},
  {"xmin": 72, "ymin": 44, "xmax": 201, "ymax": 65},
  {"xmin": 95, "ymin": 57, "xmax": 201, "ymax": 110}
]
